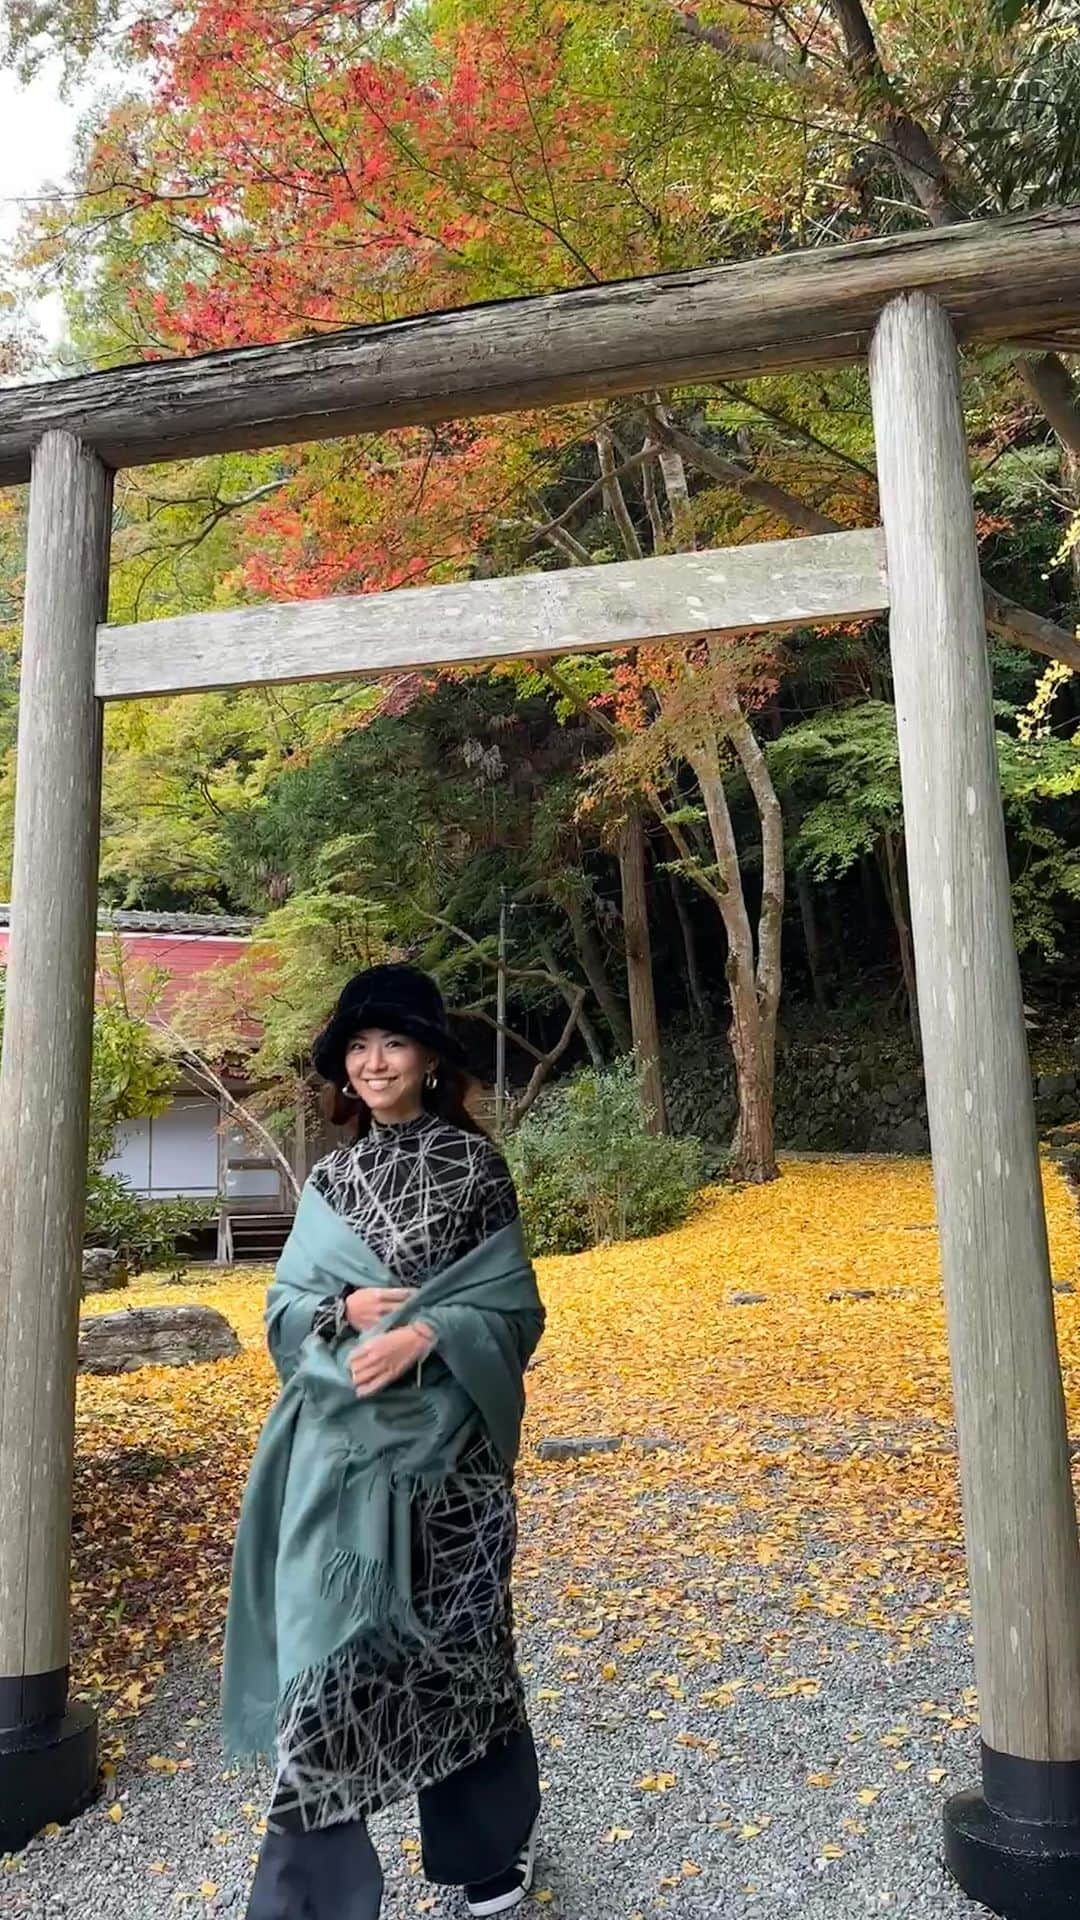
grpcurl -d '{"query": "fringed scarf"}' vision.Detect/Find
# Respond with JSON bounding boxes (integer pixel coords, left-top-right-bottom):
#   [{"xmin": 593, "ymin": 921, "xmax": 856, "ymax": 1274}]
[{"xmin": 221, "ymin": 1182, "xmax": 544, "ymax": 1760}]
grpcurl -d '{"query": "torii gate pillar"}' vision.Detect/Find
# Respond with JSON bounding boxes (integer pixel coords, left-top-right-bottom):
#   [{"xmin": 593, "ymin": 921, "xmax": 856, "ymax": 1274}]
[
  {"xmin": 871, "ymin": 292, "xmax": 1080, "ymax": 1917},
  {"xmin": 0, "ymin": 432, "xmax": 109, "ymax": 1850}
]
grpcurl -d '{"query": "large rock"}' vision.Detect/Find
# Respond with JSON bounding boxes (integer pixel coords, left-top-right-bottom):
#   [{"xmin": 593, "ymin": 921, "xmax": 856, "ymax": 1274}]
[
  {"xmin": 81, "ymin": 1247, "xmax": 128, "ymax": 1294},
  {"xmin": 536, "ymin": 1435, "xmax": 623, "ymax": 1461},
  {"xmin": 78, "ymin": 1305, "xmax": 240, "ymax": 1375}
]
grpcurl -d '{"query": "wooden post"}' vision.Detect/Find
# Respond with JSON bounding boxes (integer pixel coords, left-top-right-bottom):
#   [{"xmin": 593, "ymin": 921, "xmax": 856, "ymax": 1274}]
[
  {"xmin": 0, "ymin": 432, "xmax": 110, "ymax": 1851},
  {"xmin": 870, "ymin": 292, "xmax": 1080, "ymax": 1917}
]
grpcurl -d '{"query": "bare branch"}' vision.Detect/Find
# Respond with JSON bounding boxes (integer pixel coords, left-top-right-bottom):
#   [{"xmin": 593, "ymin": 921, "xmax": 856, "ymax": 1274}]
[
  {"xmin": 541, "ymin": 663, "xmax": 622, "ymax": 741},
  {"xmin": 537, "ymin": 934, "xmax": 606, "ymax": 1066},
  {"xmin": 530, "ymin": 508, "xmax": 594, "ymax": 567},
  {"xmin": 714, "ymin": 380, "xmax": 877, "ymax": 482},
  {"xmin": 416, "ymin": 905, "xmax": 572, "ymax": 993},
  {"xmin": 648, "ymin": 396, "xmax": 699, "ymax": 549},
  {"xmin": 521, "ymin": 446, "xmax": 655, "ymax": 551},
  {"xmin": 465, "ymin": 1004, "xmax": 547, "ymax": 1063},
  {"xmin": 982, "ymin": 586, "xmax": 1080, "ymax": 673},
  {"xmin": 641, "ymin": 436, "xmax": 668, "ymax": 550},
  {"xmin": 646, "ymin": 783, "xmax": 727, "ymax": 910},
  {"xmin": 645, "ymin": 408, "xmax": 837, "ymax": 535},
  {"xmin": 1017, "ymin": 353, "xmax": 1080, "ymax": 461},
  {"xmin": 663, "ymin": 0, "xmax": 823, "ymax": 89},
  {"xmin": 155, "ymin": 1030, "xmax": 301, "ymax": 1202},
  {"xmin": 507, "ymin": 988, "xmax": 587, "ymax": 1127},
  {"xmin": 596, "ymin": 423, "xmax": 643, "ymax": 559}
]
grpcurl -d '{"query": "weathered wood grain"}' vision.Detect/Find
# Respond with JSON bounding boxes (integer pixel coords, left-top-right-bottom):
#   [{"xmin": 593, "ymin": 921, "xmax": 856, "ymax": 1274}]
[
  {"xmin": 870, "ymin": 292, "xmax": 1080, "ymax": 1766},
  {"xmin": 2, "ymin": 208, "xmax": 1080, "ymax": 482},
  {"xmin": 96, "ymin": 528, "xmax": 888, "ymax": 699},
  {"xmin": 0, "ymin": 433, "xmax": 109, "ymax": 1690}
]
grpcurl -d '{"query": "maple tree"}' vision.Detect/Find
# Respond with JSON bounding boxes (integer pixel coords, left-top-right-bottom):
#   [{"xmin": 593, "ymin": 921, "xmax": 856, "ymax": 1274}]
[{"xmin": 4, "ymin": 0, "xmax": 1080, "ymax": 1177}]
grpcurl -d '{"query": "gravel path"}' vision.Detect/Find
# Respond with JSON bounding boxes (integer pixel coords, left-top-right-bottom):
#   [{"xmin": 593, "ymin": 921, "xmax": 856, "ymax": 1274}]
[
  {"xmin": 19, "ymin": 1167, "xmax": 1048, "ymax": 1920},
  {"xmin": 1, "ymin": 1554, "xmax": 995, "ymax": 1920}
]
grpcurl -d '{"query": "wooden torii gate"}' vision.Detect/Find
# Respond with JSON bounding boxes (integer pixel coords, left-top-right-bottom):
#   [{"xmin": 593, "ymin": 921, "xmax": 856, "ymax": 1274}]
[{"xmin": 1, "ymin": 206, "xmax": 1080, "ymax": 1915}]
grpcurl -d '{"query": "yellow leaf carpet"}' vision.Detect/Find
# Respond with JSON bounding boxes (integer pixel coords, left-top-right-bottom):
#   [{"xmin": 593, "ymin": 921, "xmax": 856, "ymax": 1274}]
[{"xmin": 50, "ymin": 1158, "xmax": 1080, "ymax": 1915}]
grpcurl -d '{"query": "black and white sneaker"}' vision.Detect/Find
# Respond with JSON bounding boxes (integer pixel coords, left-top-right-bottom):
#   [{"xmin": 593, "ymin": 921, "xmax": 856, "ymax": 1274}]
[{"xmin": 464, "ymin": 1820, "xmax": 539, "ymax": 1916}]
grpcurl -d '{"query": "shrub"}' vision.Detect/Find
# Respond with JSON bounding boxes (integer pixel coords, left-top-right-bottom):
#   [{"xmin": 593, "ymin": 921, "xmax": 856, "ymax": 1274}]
[
  {"xmin": 86, "ymin": 1173, "xmax": 214, "ymax": 1277},
  {"xmin": 506, "ymin": 1058, "xmax": 703, "ymax": 1255},
  {"xmin": 2, "ymin": 968, "xmax": 212, "ymax": 1280}
]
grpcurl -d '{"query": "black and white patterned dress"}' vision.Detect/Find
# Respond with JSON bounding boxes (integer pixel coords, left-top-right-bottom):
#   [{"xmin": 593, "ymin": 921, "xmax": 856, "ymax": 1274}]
[{"xmin": 269, "ymin": 1112, "xmax": 533, "ymax": 1833}]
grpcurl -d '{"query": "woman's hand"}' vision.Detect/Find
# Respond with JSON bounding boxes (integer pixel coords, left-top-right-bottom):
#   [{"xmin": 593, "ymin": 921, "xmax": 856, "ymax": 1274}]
[
  {"xmin": 349, "ymin": 1323, "xmax": 435, "ymax": 1398},
  {"xmin": 343, "ymin": 1286, "xmax": 412, "ymax": 1334}
]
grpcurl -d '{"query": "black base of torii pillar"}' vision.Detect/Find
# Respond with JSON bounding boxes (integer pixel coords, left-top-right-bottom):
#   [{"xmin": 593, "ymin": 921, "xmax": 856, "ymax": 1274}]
[
  {"xmin": 0, "ymin": 1683, "xmax": 98, "ymax": 1856},
  {"xmin": 870, "ymin": 292, "xmax": 1080, "ymax": 1918},
  {"xmin": 945, "ymin": 1758, "xmax": 1080, "ymax": 1920}
]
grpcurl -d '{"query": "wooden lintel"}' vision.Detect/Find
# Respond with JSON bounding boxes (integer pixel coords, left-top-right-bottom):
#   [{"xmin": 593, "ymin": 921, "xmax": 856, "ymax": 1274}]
[
  {"xmin": 2, "ymin": 208, "xmax": 1080, "ymax": 482},
  {"xmin": 95, "ymin": 528, "xmax": 889, "ymax": 700}
]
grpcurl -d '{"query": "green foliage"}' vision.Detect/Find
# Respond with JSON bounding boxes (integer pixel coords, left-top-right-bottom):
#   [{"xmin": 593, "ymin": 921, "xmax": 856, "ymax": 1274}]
[
  {"xmin": 505, "ymin": 1057, "xmax": 703, "ymax": 1254},
  {"xmin": 246, "ymin": 887, "xmax": 394, "ymax": 1080},
  {"xmin": 84, "ymin": 1174, "xmax": 213, "ymax": 1274},
  {"xmin": 962, "ymin": 4, "xmax": 1080, "ymax": 210},
  {"xmin": 0, "ymin": 965, "xmax": 200, "ymax": 1272},
  {"xmin": 0, "ymin": 967, "xmax": 174, "ymax": 1170},
  {"xmin": 991, "ymin": 0, "xmax": 1058, "ymax": 21},
  {"xmin": 996, "ymin": 728, "xmax": 1080, "ymax": 957},
  {"xmin": 87, "ymin": 992, "xmax": 176, "ymax": 1165},
  {"xmin": 768, "ymin": 702, "xmax": 903, "ymax": 878}
]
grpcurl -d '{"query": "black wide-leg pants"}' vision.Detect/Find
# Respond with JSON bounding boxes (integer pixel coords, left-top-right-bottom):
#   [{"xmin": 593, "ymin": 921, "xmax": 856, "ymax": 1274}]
[{"xmin": 244, "ymin": 1727, "xmax": 540, "ymax": 1920}]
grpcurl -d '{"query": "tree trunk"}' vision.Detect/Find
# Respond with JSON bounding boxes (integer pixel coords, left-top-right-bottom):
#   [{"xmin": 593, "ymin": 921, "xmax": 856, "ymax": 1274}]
[
  {"xmin": 721, "ymin": 681, "xmax": 785, "ymax": 1110},
  {"xmin": 648, "ymin": 396, "xmax": 697, "ymax": 549},
  {"xmin": 641, "ymin": 440, "xmax": 667, "ymax": 551},
  {"xmin": 566, "ymin": 898, "xmax": 631, "ymax": 1051},
  {"xmin": 879, "ymin": 829, "xmax": 921, "ymax": 1052},
  {"xmin": 859, "ymin": 852, "xmax": 878, "ymax": 932},
  {"xmin": 1063, "ymin": 446, "xmax": 1080, "ymax": 597},
  {"xmin": 596, "ymin": 424, "xmax": 643, "ymax": 559},
  {"xmin": 796, "ymin": 869, "xmax": 828, "ymax": 1010},
  {"xmin": 823, "ymin": 883, "xmax": 846, "ymax": 976},
  {"xmin": 616, "ymin": 812, "xmax": 667, "ymax": 1133},
  {"xmin": 668, "ymin": 865, "xmax": 708, "ymax": 1022},
  {"xmin": 688, "ymin": 735, "xmax": 778, "ymax": 1182},
  {"xmin": 647, "ymin": 422, "xmax": 781, "ymax": 1180}
]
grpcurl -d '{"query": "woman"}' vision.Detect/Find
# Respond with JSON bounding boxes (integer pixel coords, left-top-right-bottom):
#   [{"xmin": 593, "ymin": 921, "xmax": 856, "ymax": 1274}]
[{"xmin": 222, "ymin": 964, "xmax": 545, "ymax": 1920}]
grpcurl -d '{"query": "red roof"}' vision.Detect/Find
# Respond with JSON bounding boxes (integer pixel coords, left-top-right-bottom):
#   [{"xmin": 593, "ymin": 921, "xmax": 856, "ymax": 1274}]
[{"xmin": 0, "ymin": 929, "xmax": 258, "ymax": 1036}]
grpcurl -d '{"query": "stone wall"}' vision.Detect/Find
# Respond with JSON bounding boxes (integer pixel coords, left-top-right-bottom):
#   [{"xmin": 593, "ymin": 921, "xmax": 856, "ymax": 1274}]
[{"xmin": 664, "ymin": 1028, "xmax": 1080, "ymax": 1158}]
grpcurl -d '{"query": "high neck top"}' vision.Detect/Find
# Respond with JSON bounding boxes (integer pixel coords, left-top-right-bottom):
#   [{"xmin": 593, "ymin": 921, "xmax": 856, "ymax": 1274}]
[
  {"xmin": 367, "ymin": 1109, "xmax": 436, "ymax": 1142},
  {"xmin": 310, "ymin": 1113, "xmax": 517, "ymax": 1284}
]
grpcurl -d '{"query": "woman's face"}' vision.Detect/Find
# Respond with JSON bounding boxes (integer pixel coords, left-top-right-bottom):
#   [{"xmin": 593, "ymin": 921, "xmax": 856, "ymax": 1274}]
[{"xmin": 344, "ymin": 1028, "xmax": 435, "ymax": 1124}]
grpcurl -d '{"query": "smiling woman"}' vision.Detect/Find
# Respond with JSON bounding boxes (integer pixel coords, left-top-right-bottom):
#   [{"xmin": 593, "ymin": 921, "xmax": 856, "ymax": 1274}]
[
  {"xmin": 222, "ymin": 962, "xmax": 546, "ymax": 1920},
  {"xmin": 343, "ymin": 1031, "xmax": 432, "ymax": 1126}
]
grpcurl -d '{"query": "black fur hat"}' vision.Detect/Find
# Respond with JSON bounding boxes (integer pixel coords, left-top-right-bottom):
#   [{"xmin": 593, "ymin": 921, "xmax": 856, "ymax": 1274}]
[{"xmin": 311, "ymin": 964, "xmax": 467, "ymax": 1084}]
